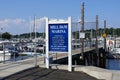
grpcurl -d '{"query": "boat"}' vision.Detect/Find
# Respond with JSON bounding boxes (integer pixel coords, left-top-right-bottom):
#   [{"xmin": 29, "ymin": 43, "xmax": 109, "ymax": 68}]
[
  {"xmin": 0, "ymin": 50, "xmax": 11, "ymax": 62},
  {"xmin": 110, "ymin": 48, "xmax": 120, "ymax": 54}
]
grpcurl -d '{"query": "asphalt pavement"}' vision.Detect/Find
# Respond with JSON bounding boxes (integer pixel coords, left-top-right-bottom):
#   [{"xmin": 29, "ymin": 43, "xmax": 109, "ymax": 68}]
[{"xmin": 2, "ymin": 67, "xmax": 99, "ymax": 80}]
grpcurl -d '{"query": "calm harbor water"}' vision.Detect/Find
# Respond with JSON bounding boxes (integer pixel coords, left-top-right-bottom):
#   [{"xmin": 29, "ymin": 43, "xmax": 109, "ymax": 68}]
[{"xmin": 106, "ymin": 59, "xmax": 120, "ymax": 70}]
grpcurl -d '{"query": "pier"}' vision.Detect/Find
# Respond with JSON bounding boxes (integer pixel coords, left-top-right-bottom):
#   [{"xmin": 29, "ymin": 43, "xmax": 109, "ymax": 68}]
[
  {"xmin": 0, "ymin": 47, "xmax": 116, "ymax": 80},
  {"xmin": 50, "ymin": 47, "xmax": 106, "ymax": 68}
]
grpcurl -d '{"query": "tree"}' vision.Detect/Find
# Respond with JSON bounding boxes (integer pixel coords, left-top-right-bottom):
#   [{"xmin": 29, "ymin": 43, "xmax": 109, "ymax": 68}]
[{"xmin": 2, "ymin": 32, "xmax": 12, "ymax": 40}]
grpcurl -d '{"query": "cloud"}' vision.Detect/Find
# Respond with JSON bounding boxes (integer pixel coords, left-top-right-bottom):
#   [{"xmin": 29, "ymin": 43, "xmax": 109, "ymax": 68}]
[
  {"xmin": 30, "ymin": 17, "xmax": 46, "ymax": 32},
  {"xmin": 0, "ymin": 18, "xmax": 28, "ymax": 34},
  {"xmin": 0, "ymin": 19, "xmax": 26, "ymax": 27},
  {"xmin": 0, "ymin": 17, "xmax": 46, "ymax": 35}
]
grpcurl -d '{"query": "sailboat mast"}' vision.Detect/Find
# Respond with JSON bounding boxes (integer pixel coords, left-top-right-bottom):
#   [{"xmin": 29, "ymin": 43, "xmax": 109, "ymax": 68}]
[
  {"xmin": 34, "ymin": 16, "xmax": 36, "ymax": 39},
  {"xmin": 29, "ymin": 16, "xmax": 32, "ymax": 40}
]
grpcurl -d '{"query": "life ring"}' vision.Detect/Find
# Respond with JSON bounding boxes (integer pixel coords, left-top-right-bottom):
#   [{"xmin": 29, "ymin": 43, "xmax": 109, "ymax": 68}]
[{"xmin": 109, "ymin": 40, "xmax": 113, "ymax": 45}]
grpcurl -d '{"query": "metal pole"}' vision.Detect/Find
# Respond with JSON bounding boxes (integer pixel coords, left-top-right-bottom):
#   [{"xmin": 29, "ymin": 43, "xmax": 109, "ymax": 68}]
[
  {"xmin": 81, "ymin": 2, "xmax": 84, "ymax": 60},
  {"xmin": 29, "ymin": 16, "xmax": 32, "ymax": 41},
  {"xmin": 14, "ymin": 44, "xmax": 16, "ymax": 61},
  {"xmin": 34, "ymin": 16, "xmax": 37, "ymax": 39},
  {"xmin": 3, "ymin": 43, "xmax": 5, "ymax": 64},
  {"xmin": 34, "ymin": 42, "xmax": 37, "ymax": 66},
  {"xmin": 76, "ymin": 23, "xmax": 78, "ymax": 49}
]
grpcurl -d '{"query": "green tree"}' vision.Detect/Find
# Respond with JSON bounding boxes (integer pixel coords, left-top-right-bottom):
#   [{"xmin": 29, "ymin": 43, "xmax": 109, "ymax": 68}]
[{"xmin": 2, "ymin": 32, "xmax": 12, "ymax": 40}]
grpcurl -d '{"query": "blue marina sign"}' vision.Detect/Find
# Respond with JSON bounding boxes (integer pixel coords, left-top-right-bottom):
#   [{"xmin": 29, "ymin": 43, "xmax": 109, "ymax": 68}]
[
  {"xmin": 46, "ymin": 17, "xmax": 72, "ymax": 71},
  {"xmin": 49, "ymin": 23, "xmax": 68, "ymax": 52}
]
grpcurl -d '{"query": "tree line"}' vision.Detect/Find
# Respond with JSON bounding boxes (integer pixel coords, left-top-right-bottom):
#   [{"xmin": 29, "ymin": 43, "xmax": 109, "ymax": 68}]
[
  {"xmin": 1, "ymin": 32, "xmax": 45, "ymax": 40},
  {"xmin": 1, "ymin": 27, "xmax": 120, "ymax": 40},
  {"xmin": 73, "ymin": 27, "xmax": 120, "ymax": 39}
]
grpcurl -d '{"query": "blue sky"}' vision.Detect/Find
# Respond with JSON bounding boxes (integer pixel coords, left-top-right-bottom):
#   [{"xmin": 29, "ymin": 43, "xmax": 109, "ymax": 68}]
[{"xmin": 0, "ymin": 0, "xmax": 120, "ymax": 35}]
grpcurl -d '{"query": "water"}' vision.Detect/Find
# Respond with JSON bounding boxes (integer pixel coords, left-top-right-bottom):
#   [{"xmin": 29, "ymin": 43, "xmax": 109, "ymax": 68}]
[{"xmin": 106, "ymin": 59, "xmax": 120, "ymax": 70}]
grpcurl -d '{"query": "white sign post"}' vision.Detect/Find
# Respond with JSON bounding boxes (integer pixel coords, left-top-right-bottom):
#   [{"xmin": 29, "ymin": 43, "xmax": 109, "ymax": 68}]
[
  {"xmin": 45, "ymin": 17, "xmax": 72, "ymax": 72},
  {"xmin": 68, "ymin": 17, "xmax": 72, "ymax": 72},
  {"xmin": 45, "ymin": 17, "xmax": 49, "ymax": 69}
]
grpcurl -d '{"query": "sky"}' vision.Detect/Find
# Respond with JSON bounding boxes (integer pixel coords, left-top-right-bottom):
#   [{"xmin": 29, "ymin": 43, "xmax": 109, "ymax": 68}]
[{"xmin": 0, "ymin": 0, "xmax": 120, "ymax": 35}]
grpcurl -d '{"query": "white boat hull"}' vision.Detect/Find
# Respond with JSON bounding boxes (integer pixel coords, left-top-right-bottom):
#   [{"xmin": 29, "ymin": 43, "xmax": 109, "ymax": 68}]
[{"xmin": 0, "ymin": 52, "xmax": 11, "ymax": 62}]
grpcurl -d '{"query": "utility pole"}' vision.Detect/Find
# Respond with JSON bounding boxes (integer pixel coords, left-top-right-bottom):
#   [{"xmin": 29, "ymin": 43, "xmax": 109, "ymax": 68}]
[
  {"xmin": 96, "ymin": 15, "xmax": 98, "ymax": 53},
  {"xmin": 104, "ymin": 20, "xmax": 106, "ymax": 51},
  {"xmin": 79, "ymin": 2, "xmax": 85, "ymax": 65},
  {"xmin": 81, "ymin": 2, "xmax": 84, "ymax": 60},
  {"xmin": 96, "ymin": 15, "xmax": 99, "ymax": 66}
]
